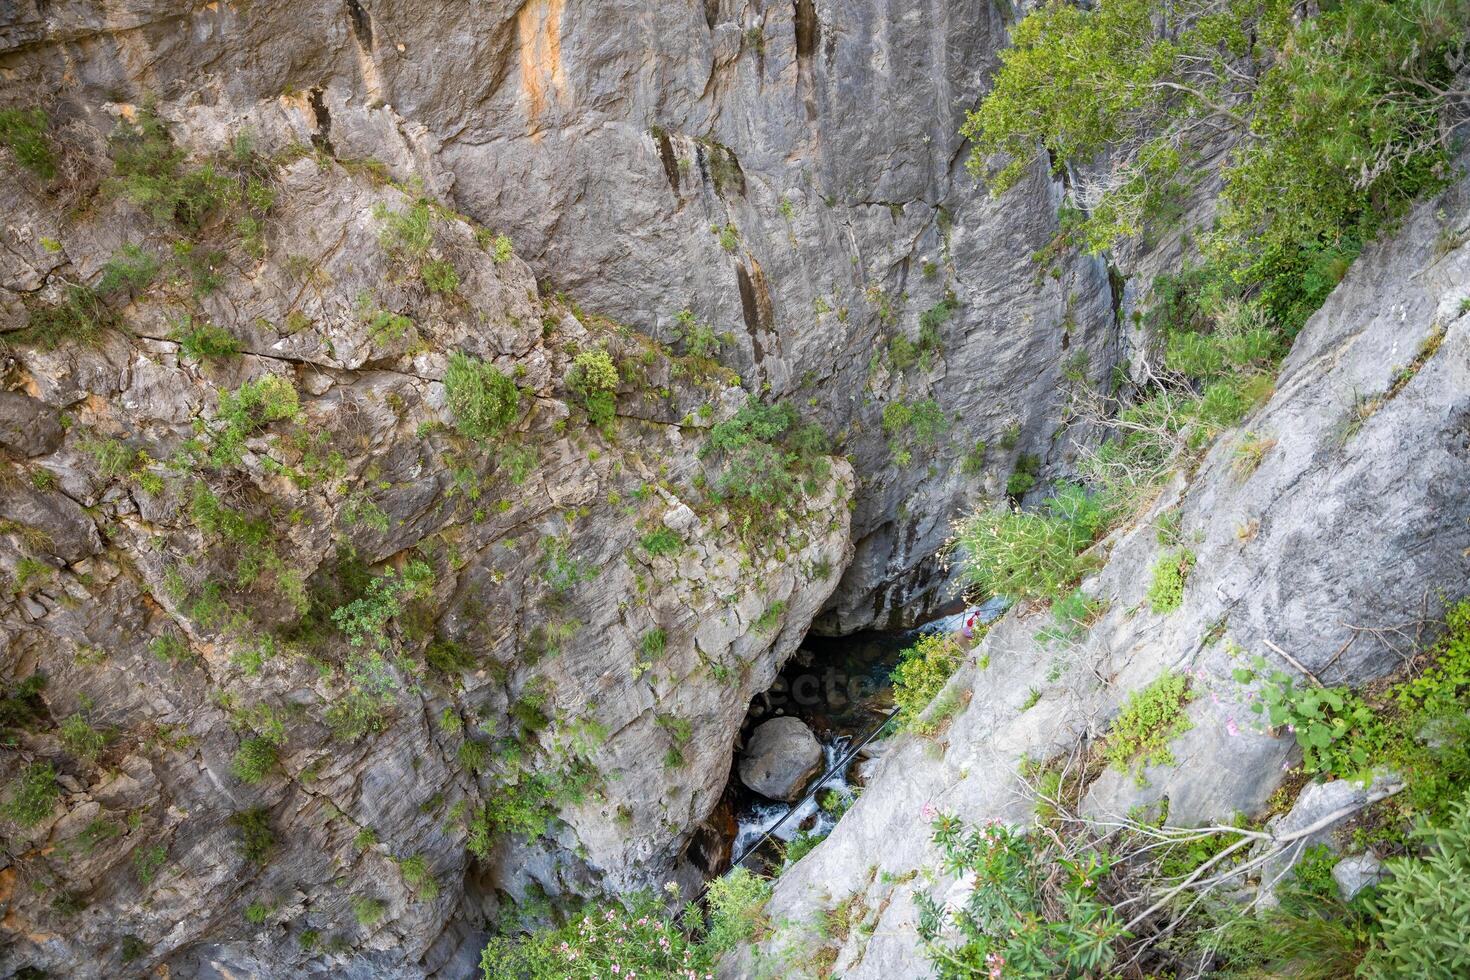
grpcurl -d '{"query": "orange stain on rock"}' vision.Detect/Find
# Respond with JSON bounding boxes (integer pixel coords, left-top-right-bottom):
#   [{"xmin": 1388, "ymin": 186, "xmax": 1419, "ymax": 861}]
[{"xmin": 516, "ymin": 0, "xmax": 566, "ymax": 139}]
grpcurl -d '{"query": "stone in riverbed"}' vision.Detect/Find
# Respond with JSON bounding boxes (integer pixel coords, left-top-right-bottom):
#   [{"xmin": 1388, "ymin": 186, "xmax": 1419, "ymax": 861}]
[{"xmin": 739, "ymin": 717, "xmax": 823, "ymax": 802}]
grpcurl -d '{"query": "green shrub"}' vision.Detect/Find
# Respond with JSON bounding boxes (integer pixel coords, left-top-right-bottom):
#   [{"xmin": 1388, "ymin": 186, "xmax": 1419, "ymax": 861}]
[
  {"xmin": 481, "ymin": 889, "xmax": 714, "ymax": 978},
  {"xmin": 444, "ymin": 352, "xmax": 521, "ymax": 442},
  {"xmin": 1102, "ymin": 671, "xmax": 1194, "ymax": 783},
  {"xmin": 132, "ymin": 844, "xmax": 167, "ymax": 885},
  {"xmin": 171, "ymin": 316, "xmax": 241, "ymax": 362},
  {"xmin": 352, "ymin": 895, "xmax": 387, "ymax": 928},
  {"xmin": 702, "ymin": 866, "xmax": 773, "ymax": 953},
  {"xmin": 567, "ymin": 347, "xmax": 619, "ymax": 428},
  {"xmin": 231, "ymin": 736, "xmax": 280, "ymax": 784},
  {"xmin": 0, "ymin": 107, "xmax": 56, "ymax": 178},
  {"xmin": 211, "ymin": 374, "xmax": 300, "ymax": 467},
  {"xmin": 422, "ymin": 258, "xmax": 460, "ymax": 294},
  {"xmin": 639, "ymin": 526, "xmax": 682, "ymax": 556},
  {"xmin": 15, "ymin": 285, "xmax": 112, "ymax": 350},
  {"xmin": 962, "ymin": 0, "xmax": 1465, "ymax": 333},
  {"xmin": 1006, "ymin": 452, "xmax": 1042, "ymax": 497},
  {"xmin": 97, "ymin": 244, "xmax": 160, "ymax": 295},
  {"xmin": 492, "ymin": 234, "xmax": 513, "ymax": 263},
  {"xmin": 1145, "ymin": 548, "xmax": 1195, "ymax": 614},
  {"xmin": 917, "ymin": 812, "xmax": 1123, "ymax": 976},
  {"xmin": 1361, "ymin": 788, "xmax": 1470, "ymax": 978},
  {"xmin": 892, "ymin": 633, "xmax": 970, "ymax": 734},
  {"xmin": 1037, "ymin": 588, "xmax": 1104, "ymax": 646},
  {"xmin": 375, "ymin": 199, "xmax": 433, "ymax": 261},
  {"xmin": 110, "ymin": 108, "xmax": 236, "ymax": 232},
  {"xmin": 398, "ymin": 853, "xmax": 440, "ymax": 901},
  {"xmin": 3, "ymin": 762, "xmax": 59, "ymax": 827},
  {"xmin": 953, "ymin": 483, "xmax": 1111, "ymax": 602},
  {"xmin": 640, "ymin": 627, "xmax": 667, "ymax": 661},
  {"xmin": 702, "ymin": 397, "xmax": 831, "ymax": 514},
  {"xmin": 59, "ymin": 714, "xmax": 106, "ymax": 763}
]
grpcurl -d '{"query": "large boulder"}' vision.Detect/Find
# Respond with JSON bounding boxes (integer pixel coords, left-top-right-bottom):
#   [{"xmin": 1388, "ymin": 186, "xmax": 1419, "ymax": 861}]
[{"xmin": 739, "ymin": 717, "xmax": 824, "ymax": 802}]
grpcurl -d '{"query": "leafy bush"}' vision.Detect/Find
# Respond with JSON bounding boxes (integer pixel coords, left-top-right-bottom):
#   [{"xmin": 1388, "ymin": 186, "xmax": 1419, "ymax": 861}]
[
  {"xmin": 171, "ymin": 316, "xmax": 241, "ymax": 362},
  {"xmin": 422, "ymin": 258, "xmax": 460, "ymax": 294},
  {"xmin": 1102, "ymin": 671, "xmax": 1194, "ymax": 783},
  {"xmin": 352, "ymin": 896, "xmax": 387, "ymax": 928},
  {"xmin": 3, "ymin": 762, "xmax": 59, "ymax": 827},
  {"xmin": 702, "ymin": 397, "xmax": 831, "ymax": 513},
  {"xmin": 567, "ymin": 347, "xmax": 619, "ymax": 428},
  {"xmin": 481, "ymin": 889, "xmax": 712, "ymax": 978},
  {"xmin": 59, "ymin": 714, "xmax": 106, "ymax": 763},
  {"xmin": 892, "ymin": 633, "xmax": 970, "ymax": 734},
  {"xmin": 110, "ymin": 108, "xmax": 236, "ymax": 232},
  {"xmin": 1361, "ymin": 788, "xmax": 1470, "ymax": 978},
  {"xmin": 639, "ymin": 526, "xmax": 682, "ymax": 556},
  {"xmin": 231, "ymin": 808, "xmax": 277, "ymax": 863},
  {"xmin": 231, "ymin": 736, "xmax": 280, "ymax": 784},
  {"xmin": 398, "ymin": 853, "xmax": 440, "ymax": 901},
  {"xmin": 444, "ymin": 352, "xmax": 521, "ymax": 442},
  {"xmin": 1234, "ymin": 657, "xmax": 1377, "ymax": 775},
  {"xmin": 953, "ymin": 483, "xmax": 1111, "ymax": 602},
  {"xmin": 1145, "ymin": 548, "xmax": 1195, "ymax": 614},
  {"xmin": 963, "ymin": 0, "xmax": 1466, "ymax": 332},
  {"xmin": 0, "ymin": 107, "xmax": 56, "ymax": 178},
  {"xmin": 211, "ymin": 374, "xmax": 300, "ymax": 466},
  {"xmin": 917, "ymin": 813, "xmax": 1123, "ymax": 977},
  {"xmin": 702, "ymin": 867, "xmax": 773, "ymax": 954}
]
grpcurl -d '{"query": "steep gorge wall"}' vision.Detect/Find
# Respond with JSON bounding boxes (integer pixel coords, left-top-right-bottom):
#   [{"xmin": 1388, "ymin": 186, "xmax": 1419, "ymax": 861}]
[
  {"xmin": 0, "ymin": 0, "xmax": 1120, "ymax": 630},
  {"xmin": 726, "ymin": 158, "xmax": 1470, "ymax": 979}
]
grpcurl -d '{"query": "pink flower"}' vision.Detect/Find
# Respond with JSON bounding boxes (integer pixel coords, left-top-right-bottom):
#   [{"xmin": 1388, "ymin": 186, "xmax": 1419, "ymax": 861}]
[
  {"xmin": 987, "ymin": 951, "xmax": 1006, "ymax": 979},
  {"xmin": 1226, "ymin": 717, "xmax": 1240, "ymax": 737},
  {"xmin": 919, "ymin": 802, "xmax": 937, "ymax": 821},
  {"xmin": 612, "ymin": 966, "xmax": 620, "ymax": 975}
]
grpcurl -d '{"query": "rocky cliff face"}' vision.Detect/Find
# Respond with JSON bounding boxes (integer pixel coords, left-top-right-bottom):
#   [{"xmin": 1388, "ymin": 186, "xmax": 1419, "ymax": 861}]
[
  {"xmin": 0, "ymin": 114, "xmax": 858, "ymax": 976},
  {"xmin": 724, "ymin": 161, "xmax": 1470, "ymax": 979},
  {"xmin": 0, "ymin": 0, "xmax": 1119, "ymax": 632}
]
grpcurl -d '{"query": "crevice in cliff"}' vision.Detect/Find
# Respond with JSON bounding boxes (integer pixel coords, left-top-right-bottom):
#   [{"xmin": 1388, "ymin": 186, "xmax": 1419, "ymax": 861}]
[{"xmin": 308, "ymin": 87, "xmax": 335, "ymax": 156}]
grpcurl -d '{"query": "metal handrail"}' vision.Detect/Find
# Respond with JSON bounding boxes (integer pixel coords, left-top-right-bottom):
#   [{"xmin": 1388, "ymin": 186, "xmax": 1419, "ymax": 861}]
[{"xmin": 695, "ymin": 705, "xmax": 901, "ymax": 902}]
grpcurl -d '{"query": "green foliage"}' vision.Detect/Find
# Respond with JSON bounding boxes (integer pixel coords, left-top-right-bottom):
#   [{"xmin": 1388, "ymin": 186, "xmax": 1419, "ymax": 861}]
[
  {"xmin": 14, "ymin": 284, "xmax": 113, "ymax": 350},
  {"xmin": 953, "ymin": 483, "xmax": 1111, "ymax": 602},
  {"xmin": 960, "ymin": 439, "xmax": 988, "ymax": 477},
  {"xmin": 59, "ymin": 713, "xmax": 106, "ymax": 763},
  {"xmin": 882, "ymin": 397, "xmax": 947, "ymax": 464},
  {"xmin": 422, "ymin": 258, "xmax": 460, "ymax": 294},
  {"xmin": 444, "ymin": 352, "xmax": 522, "ymax": 442},
  {"xmin": 673, "ymin": 307, "xmax": 730, "ymax": 360},
  {"xmin": 1102, "ymin": 671, "xmax": 1194, "ymax": 783},
  {"xmin": 0, "ymin": 107, "xmax": 56, "ymax": 178},
  {"xmin": 917, "ymin": 813, "xmax": 1123, "ymax": 978},
  {"xmin": 352, "ymin": 895, "xmax": 387, "ymax": 928},
  {"xmin": 1037, "ymin": 588, "xmax": 1103, "ymax": 646},
  {"xmin": 231, "ymin": 807, "xmax": 276, "ymax": 863},
  {"xmin": 97, "ymin": 244, "xmax": 160, "ymax": 295},
  {"xmin": 638, "ymin": 526, "xmax": 682, "ymax": 556},
  {"xmin": 3, "ymin": 762, "xmax": 58, "ymax": 827},
  {"xmin": 398, "ymin": 853, "xmax": 440, "ymax": 902},
  {"xmin": 211, "ymin": 374, "xmax": 300, "ymax": 467},
  {"xmin": 171, "ymin": 316, "xmax": 241, "ymax": 362},
  {"xmin": 0, "ymin": 674, "xmax": 48, "ymax": 745},
  {"xmin": 702, "ymin": 397, "xmax": 831, "ymax": 515},
  {"xmin": 332, "ymin": 560, "xmax": 434, "ymax": 651},
  {"xmin": 964, "ymin": 0, "xmax": 1466, "ymax": 332},
  {"xmin": 481, "ymin": 889, "xmax": 713, "ymax": 979},
  {"xmin": 1006, "ymin": 453, "xmax": 1042, "ymax": 498},
  {"xmin": 567, "ymin": 347, "xmax": 619, "ymax": 428},
  {"xmin": 1361, "ymin": 788, "xmax": 1470, "ymax": 978},
  {"xmin": 892, "ymin": 633, "xmax": 970, "ymax": 734},
  {"xmin": 1236, "ymin": 657, "xmax": 1377, "ymax": 775},
  {"xmin": 639, "ymin": 627, "xmax": 667, "ymax": 661},
  {"xmin": 231, "ymin": 736, "xmax": 280, "ymax": 784},
  {"xmin": 110, "ymin": 108, "xmax": 237, "ymax": 232},
  {"xmin": 492, "ymin": 234, "xmax": 514, "ymax": 263},
  {"xmin": 702, "ymin": 867, "xmax": 773, "ymax": 954},
  {"xmin": 375, "ymin": 199, "xmax": 434, "ymax": 261},
  {"xmin": 753, "ymin": 600, "xmax": 786, "ymax": 634},
  {"xmin": 132, "ymin": 844, "xmax": 167, "ymax": 886},
  {"xmin": 1146, "ymin": 548, "xmax": 1195, "ymax": 614}
]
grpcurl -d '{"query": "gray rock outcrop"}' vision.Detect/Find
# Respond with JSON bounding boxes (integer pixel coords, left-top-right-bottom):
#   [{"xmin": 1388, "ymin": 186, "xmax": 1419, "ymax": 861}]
[
  {"xmin": 724, "ymin": 154, "xmax": 1470, "ymax": 980},
  {"xmin": 739, "ymin": 717, "xmax": 823, "ymax": 802}
]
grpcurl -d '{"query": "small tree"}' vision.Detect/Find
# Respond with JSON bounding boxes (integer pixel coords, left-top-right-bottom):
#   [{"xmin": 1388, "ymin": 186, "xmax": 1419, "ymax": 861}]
[{"xmin": 444, "ymin": 352, "xmax": 521, "ymax": 441}]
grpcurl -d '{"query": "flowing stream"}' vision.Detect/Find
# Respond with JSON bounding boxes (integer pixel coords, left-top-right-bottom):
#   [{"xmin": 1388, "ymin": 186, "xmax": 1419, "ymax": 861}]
[{"xmin": 724, "ymin": 598, "xmax": 1009, "ymax": 871}]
